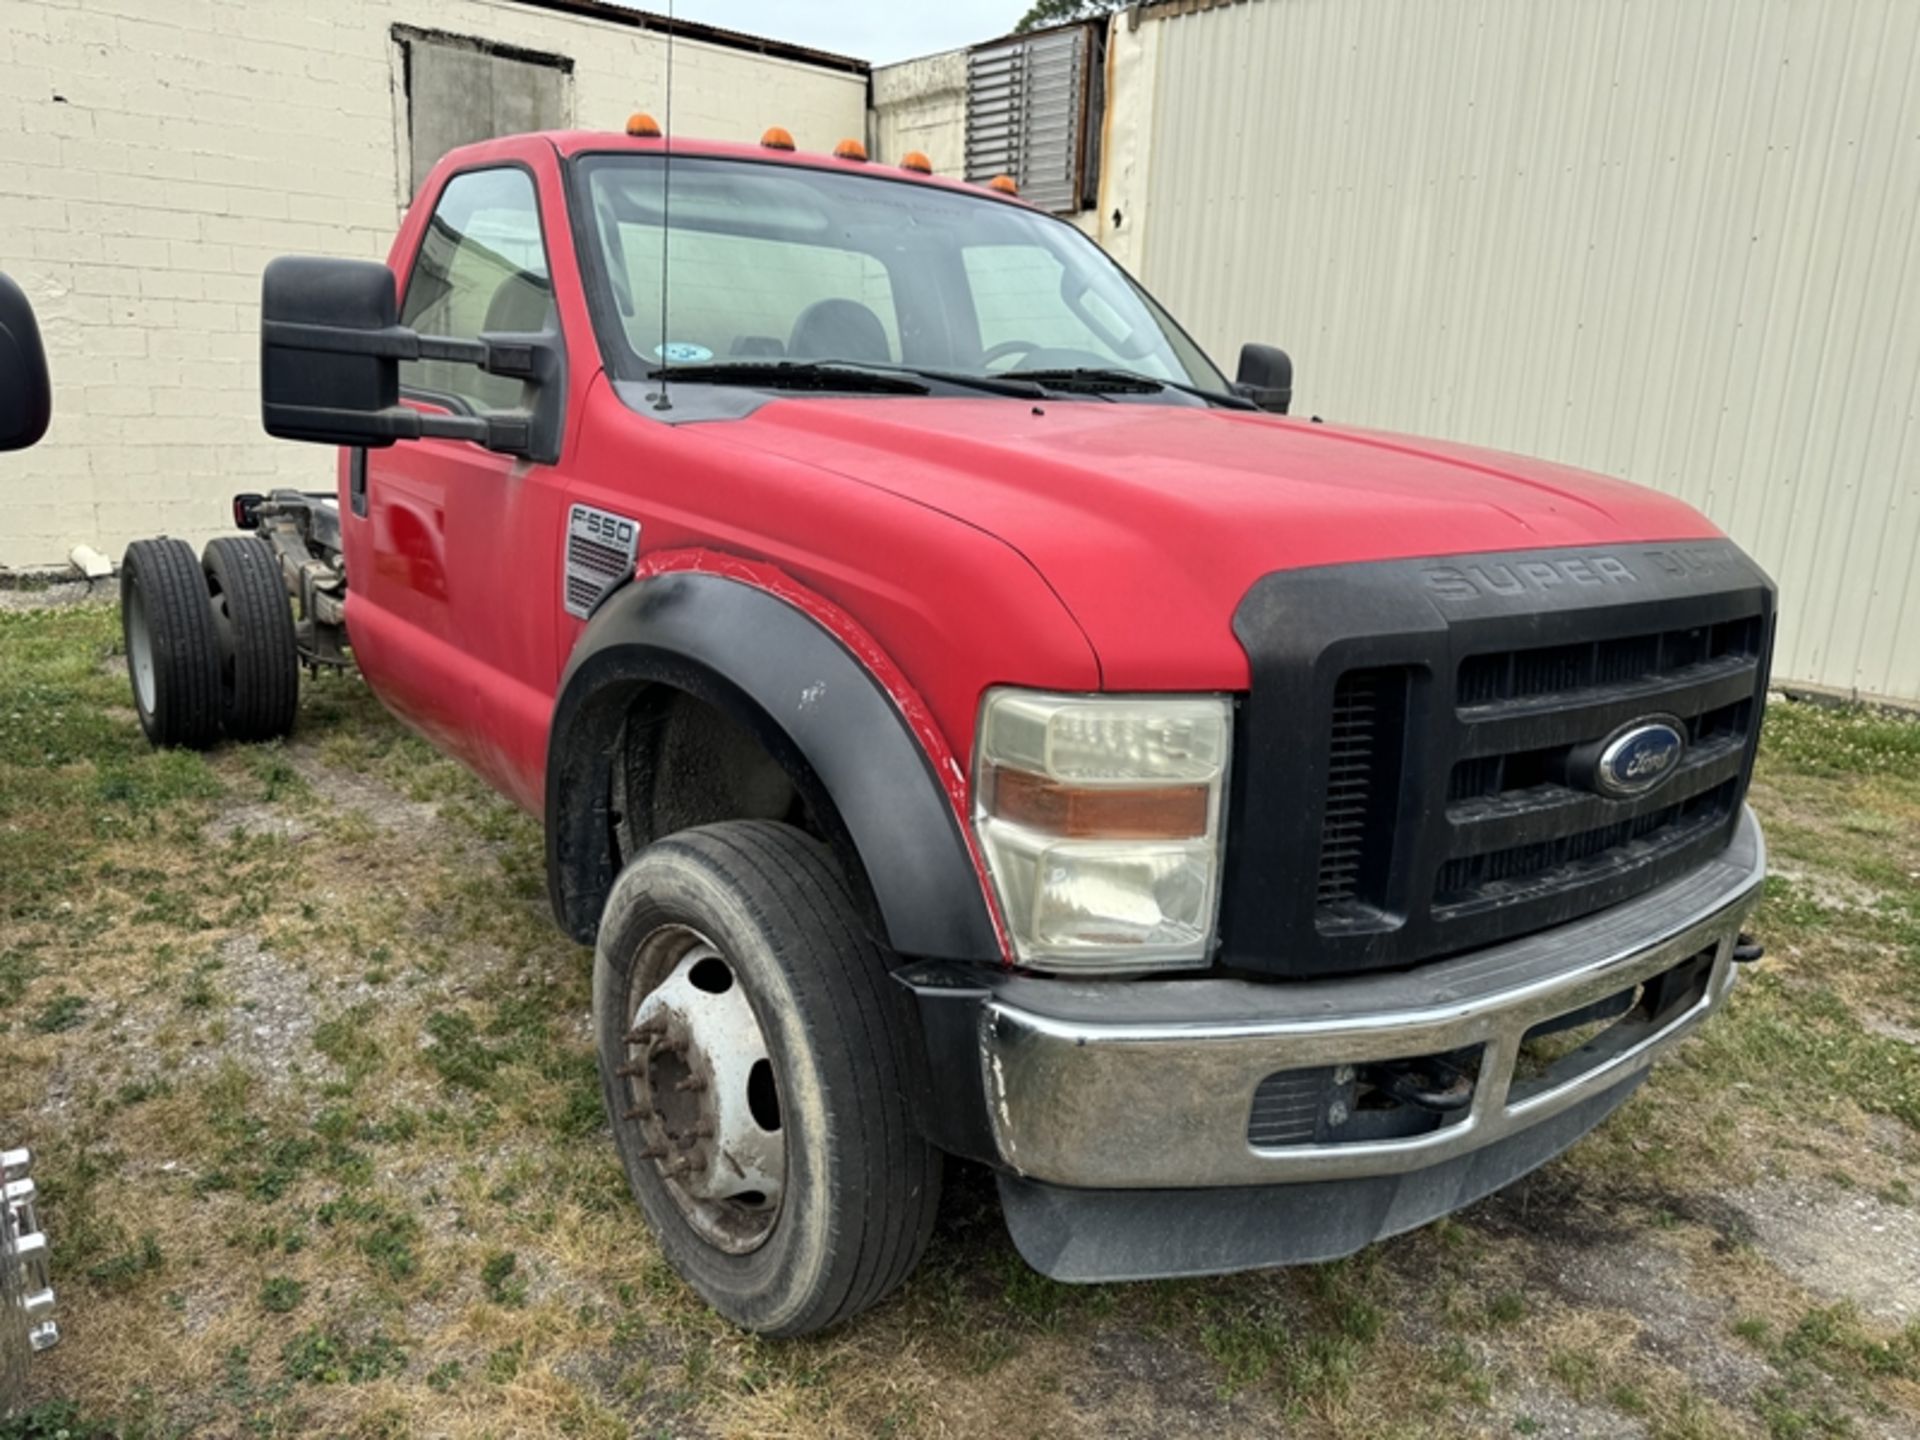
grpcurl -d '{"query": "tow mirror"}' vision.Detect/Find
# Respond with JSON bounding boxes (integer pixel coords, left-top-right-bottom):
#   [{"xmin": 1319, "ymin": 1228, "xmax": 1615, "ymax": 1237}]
[
  {"xmin": 260, "ymin": 256, "xmax": 562, "ymax": 464},
  {"xmin": 1233, "ymin": 343, "xmax": 1293, "ymax": 415},
  {"xmin": 0, "ymin": 273, "xmax": 52, "ymax": 452}
]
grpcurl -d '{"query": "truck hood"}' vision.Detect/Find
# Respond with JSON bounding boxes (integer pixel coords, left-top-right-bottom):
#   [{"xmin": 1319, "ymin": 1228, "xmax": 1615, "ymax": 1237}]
[{"xmin": 717, "ymin": 397, "xmax": 1724, "ymax": 688}]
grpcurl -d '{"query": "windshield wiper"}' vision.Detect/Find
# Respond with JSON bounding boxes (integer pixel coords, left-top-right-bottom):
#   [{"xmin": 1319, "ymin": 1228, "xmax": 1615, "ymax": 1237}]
[
  {"xmin": 647, "ymin": 360, "xmax": 931, "ymax": 395},
  {"xmin": 652, "ymin": 358, "xmax": 1055, "ymax": 401},
  {"xmin": 1006, "ymin": 367, "xmax": 1257, "ymax": 409},
  {"xmin": 860, "ymin": 364, "xmax": 1051, "ymax": 400}
]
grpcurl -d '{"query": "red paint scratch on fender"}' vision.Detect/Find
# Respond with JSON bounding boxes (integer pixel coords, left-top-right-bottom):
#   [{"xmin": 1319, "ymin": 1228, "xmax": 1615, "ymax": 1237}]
[{"xmin": 634, "ymin": 546, "xmax": 1013, "ymax": 964}]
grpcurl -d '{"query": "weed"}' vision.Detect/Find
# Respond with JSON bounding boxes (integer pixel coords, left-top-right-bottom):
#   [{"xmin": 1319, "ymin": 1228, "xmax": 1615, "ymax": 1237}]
[
  {"xmin": 481, "ymin": 1250, "xmax": 527, "ymax": 1307},
  {"xmin": 282, "ymin": 1326, "xmax": 406, "ymax": 1385},
  {"xmin": 422, "ymin": 1009, "xmax": 505, "ymax": 1091},
  {"xmin": 260, "ymin": 1276, "xmax": 306, "ymax": 1314},
  {"xmin": 1484, "ymin": 1291, "xmax": 1528, "ymax": 1328},
  {"xmin": 485, "ymin": 1342, "xmax": 524, "ymax": 1384},
  {"xmin": 28, "ymin": 991, "xmax": 85, "ymax": 1033},
  {"xmin": 85, "ymin": 1232, "xmax": 164, "ymax": 1291}
]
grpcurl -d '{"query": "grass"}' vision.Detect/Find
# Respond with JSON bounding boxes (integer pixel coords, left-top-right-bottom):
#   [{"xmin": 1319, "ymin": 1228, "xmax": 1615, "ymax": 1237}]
[{"xmin": 3, "ymin": 600, "xmax": 1920, "ymax": 1438}]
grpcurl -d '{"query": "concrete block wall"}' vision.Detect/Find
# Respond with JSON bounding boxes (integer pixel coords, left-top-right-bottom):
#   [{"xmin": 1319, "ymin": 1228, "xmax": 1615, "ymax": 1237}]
[
  {"xmin": 0, "ymin": 0, "xmax": 867, "ymax": 571},
  {"xmin": 870, "ymin": 48, "xmax": 965, "ymax": 178}
]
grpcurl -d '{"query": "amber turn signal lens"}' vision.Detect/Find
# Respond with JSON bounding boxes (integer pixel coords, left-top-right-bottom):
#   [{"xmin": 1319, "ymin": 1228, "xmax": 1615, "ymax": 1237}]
[
  {"xmin": 986, "ymin": 766, "xmax": 1210, "ymax": 840},
  {"xmin": 986, "ymin": 174, "xmax": 1018, "ymax": 195},
  {"xmin": 760, "ymin": 125, "xmax": 796, "ymax": 151},
  {"xmin": 833, "ymin": 137, "xmax": 868, "ymax": 161},
  {"xmin": 626, "ymin": 112, "xmax": 662, "ymax": 138},
  {"xmin": 900, "ymin": 150, "xmax": 933, "ymax": 174}
]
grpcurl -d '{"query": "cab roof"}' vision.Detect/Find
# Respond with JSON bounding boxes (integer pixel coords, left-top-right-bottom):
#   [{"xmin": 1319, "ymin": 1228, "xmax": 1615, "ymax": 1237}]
[{"xmin": 462, "ymin": 130, "xmax": 1038, "ymax": 210}]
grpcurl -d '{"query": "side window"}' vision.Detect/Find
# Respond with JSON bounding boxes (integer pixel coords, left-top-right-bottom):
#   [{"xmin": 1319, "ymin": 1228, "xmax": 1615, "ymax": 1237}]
[{"xmin": 399, "ymin": 168, "xmax": 554, "ymax": 414}]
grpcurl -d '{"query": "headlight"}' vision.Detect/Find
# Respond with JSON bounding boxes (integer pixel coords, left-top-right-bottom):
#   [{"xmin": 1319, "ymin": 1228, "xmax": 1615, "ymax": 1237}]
[{"xmin": 973, "ymin": 689, "xmax": 1232, "ymax": 973}]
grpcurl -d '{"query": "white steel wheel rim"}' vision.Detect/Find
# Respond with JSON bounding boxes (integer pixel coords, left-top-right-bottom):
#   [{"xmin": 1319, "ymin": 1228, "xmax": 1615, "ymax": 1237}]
[
  {"xmin": 126, "ymin": 582, "xmax": 157, "ymax": 715},
  {"xmin": 621, "ymin": 925, "xmax": 786, "ymax": 1254}
]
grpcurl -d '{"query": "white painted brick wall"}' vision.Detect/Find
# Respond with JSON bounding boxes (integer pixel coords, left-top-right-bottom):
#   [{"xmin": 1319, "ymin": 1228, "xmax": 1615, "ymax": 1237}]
[{"xmin": 0, "ymin": 0, "xmax": 868, "ymax": 570}]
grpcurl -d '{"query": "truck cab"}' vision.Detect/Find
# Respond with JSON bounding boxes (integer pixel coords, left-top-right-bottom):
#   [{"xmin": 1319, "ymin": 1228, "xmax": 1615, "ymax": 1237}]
[{"xmin": 121, "ymin": 124, "xmax": 1774, "ymax": 1336}]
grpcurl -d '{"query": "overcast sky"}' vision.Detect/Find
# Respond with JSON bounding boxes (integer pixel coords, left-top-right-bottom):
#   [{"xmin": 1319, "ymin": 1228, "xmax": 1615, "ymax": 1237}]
[{"xmin": 669, "ymin": 1, "xmax": 1032, "ymax": 64}]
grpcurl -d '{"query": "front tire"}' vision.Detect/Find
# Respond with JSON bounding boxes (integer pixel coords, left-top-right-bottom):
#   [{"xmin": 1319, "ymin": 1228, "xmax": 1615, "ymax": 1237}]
[
  {"xmin": 594, "ymin": 821, "xmax": 940, "ymax": 1336},
  {"xmin": 120, "ymin": 537, "xmax": 222, "ymax": 750}
]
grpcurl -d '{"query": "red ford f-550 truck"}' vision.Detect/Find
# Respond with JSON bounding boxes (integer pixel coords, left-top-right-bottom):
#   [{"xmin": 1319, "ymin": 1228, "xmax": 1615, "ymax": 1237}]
[{"xmin": 119, "ymin": 124, "xmax": 1774, "ymax": 1337}]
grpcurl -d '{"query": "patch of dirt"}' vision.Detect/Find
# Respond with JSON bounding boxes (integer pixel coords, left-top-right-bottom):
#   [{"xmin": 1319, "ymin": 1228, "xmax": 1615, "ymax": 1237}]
[
  {"xmin": 0, "ymin": 576, "xmax": 115, "ymax": 611},
  {"xmin": 1769, "ymin": 864, "xmax": 1893, "ymax": 913},
  {"xmin": 1729, "ymin": 1175, "xmax": 1920, "ymax": 1324},
  {"xmin": 190, "ymin": 933, "xmax": 319, "ymax": 1087},
  {"xmin": 1470, "ymin": 1173, "xmax": 1775, "ymax": 1407},
  {"xmin": 205, "ymin": 802, "xmax": 314, "ymax": 845},
  {"xmin": 1060, "ymin": 1327, "xmax": 1276, "ymax": 1438},
  {"xmin": 290, "ymin": 751, "xmax": 441, "ymax": 836},
  {"xmin": 1861, "ymin": 1013, "xmax": 1920, "ymax": 1047},
  {"xmin": 1477, "ymin": 1374, "xmax": 1647, "ymax": 1439}
]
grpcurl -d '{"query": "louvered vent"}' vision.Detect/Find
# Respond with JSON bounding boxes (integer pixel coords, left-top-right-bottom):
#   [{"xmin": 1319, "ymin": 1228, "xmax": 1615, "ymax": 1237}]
[
  {"xmin": 965, "ymin": 26, "xmax": 1100, "ymax": 214},
  {"xmin": 1314, "ymin": 668, "xmax": 1410, "ymax": 931},
  {"xmin": 563, "ymin": 505, "xmax": 639, "ymax": 620}
]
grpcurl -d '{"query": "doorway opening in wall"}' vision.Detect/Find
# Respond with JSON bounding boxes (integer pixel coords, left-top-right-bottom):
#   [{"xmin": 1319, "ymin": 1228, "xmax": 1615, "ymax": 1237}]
[{"xmin": 392, "ymin": 26, "xmax": 577, "ymax": 205}]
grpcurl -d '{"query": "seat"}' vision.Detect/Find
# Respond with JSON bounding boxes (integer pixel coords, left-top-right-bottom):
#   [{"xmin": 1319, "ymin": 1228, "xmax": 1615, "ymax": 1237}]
[
  {"xmin": 786, "ymin": 298, "xmax": 890, "ymax": 365},
  {"xmin": 730, "ymin": 335, "xmax": 786, "ymax": 358},
  {"xmin": 483, "ymin": 270, "xmax": 555, "ymax": 335}
]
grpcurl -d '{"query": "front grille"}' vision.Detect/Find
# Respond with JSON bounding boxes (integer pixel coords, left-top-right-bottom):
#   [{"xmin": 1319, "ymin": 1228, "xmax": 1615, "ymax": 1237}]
[
  {"xmin": 1436, "ymin": 776, "xmax": 1738, "ymax": 910},
  {"xmin": 1432, "ymin": 617, "xmax": 1763, "ymax": 918},
  {"xmin": 1223, "ymin": 541, "xmax": 1775, "ymax": 977},
  {"xmin": 1314, "ymin": 668, "xmax": 1408, "ymax": 926}
]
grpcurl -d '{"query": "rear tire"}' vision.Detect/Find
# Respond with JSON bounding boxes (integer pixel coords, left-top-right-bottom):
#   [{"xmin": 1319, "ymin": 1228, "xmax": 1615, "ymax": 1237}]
[
  {"xmin": 202, "ymin": 536, "xmax": 298, "ymax": 742},
  {"xmin": 120, "ymin": 538, "xmax": 222, "ymax": 750},
  {"xmin": 594, "ymin": 820, "xmax": 941, "ymax": 1336}
]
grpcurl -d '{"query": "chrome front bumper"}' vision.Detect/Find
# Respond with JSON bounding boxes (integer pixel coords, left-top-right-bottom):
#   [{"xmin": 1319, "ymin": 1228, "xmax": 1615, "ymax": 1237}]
[{"xmin": 960, "ymin": 806, "xmax": 1764, "ymax": 1191}]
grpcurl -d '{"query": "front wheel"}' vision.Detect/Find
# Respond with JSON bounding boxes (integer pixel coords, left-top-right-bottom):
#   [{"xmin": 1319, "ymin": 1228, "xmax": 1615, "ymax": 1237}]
[{"xmin": 593, "ymin": 821, "xmax": 940, "ymax": 1336}]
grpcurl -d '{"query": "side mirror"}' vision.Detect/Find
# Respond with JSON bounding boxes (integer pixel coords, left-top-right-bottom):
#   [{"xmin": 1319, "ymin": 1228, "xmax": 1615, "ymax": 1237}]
[
  {"xmin": 0, "ymin": 273, "xmax": 52, "ymax": 452},
  {"xmin": 260, "ymin": 256, "xmax": 563, "ymax": 464},
  {"xmin": 1233, "ymin": 343, "xmax": 1293, "ymax": 415}
]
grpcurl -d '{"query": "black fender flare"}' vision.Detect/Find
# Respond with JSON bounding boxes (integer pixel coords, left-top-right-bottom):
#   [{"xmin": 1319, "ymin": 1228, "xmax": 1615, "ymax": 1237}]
[{"xmin": 545, "ymin": 570, "xmax": 1001, "ymax": 962}]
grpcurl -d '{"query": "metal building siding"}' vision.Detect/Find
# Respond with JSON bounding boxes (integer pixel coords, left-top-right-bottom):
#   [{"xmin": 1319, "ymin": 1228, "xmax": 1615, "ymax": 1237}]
[
  {"xmin": 1137, "ymin": 0, "xmax": 1920, "ymax": 701},
  {"xmin": 967, "ymin": 28, "xmax": 1091, "ymax": 213}
]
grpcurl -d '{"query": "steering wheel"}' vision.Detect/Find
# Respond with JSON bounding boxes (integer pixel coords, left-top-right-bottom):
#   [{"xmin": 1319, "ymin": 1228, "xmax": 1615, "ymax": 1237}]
[{"xmin": 980, "ymin": 338, "xmax": 1043, "ymax": 369}]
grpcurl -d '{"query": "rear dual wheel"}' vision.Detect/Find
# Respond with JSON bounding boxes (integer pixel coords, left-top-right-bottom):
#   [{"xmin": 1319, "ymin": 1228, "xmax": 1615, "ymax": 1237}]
[
  {"xmin": 594, "ymin": 821, "xmax": 941, "ymax": 1336},
  {"xmin": 120, "ymin": 536, "xmax": 298, "ymax": 749}
]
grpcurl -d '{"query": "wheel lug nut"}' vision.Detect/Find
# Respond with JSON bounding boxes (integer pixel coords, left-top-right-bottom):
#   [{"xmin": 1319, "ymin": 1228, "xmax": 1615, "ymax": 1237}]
[{"xmin": 674, "ymin": 1076, "xmax": 707, "ymax": 1094}]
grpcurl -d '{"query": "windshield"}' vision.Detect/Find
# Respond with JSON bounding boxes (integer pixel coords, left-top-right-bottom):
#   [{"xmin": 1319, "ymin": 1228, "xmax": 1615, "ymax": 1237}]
[{"xmin": 569, "ymin": 153, "xmax": 1226, "ymax": 394}]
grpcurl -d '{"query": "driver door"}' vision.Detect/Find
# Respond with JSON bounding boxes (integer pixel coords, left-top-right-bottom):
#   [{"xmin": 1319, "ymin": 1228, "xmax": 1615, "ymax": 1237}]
[{"xmin": 350, "ymin": 165, "xmax": 568, "ymax": 810}]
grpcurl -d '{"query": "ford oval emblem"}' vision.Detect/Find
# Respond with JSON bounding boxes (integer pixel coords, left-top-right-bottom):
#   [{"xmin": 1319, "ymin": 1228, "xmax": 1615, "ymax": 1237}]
[{"xmin": 1593, "ymin": 716, "xmax": 1687, "ymax": 799}]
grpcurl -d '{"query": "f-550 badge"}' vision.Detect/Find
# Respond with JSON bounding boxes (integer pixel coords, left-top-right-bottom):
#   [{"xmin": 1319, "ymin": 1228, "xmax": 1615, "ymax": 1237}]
[{"xmin": 564, "ymin": 504, "xmax": 641, "ymax": 619}]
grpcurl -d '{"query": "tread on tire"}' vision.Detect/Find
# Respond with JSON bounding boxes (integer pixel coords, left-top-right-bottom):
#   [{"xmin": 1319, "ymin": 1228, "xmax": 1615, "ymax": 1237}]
[
  {"xmin": 202, "ymin": 535, "xmax": 299, "ymax": 743},
  {"xmin": 120, "ymin": 537, "xmax": 223, "ymax": 750}
]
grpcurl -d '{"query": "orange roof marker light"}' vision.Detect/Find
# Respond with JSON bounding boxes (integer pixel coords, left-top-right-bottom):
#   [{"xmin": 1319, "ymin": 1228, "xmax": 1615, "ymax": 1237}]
[
  {"xmin": 900, "ymin": 151, "xmax": 933, "ymax": 174},
  {"xmin": 986, "ymin": 174, "xmax": 1019, "ymax": 196},
  {"xmin": 625, "ymin": 112, "xmax": 662, "ymax": 138},
  {"xmin": 832, "ymin": 137, "xmax": 868, "ymax": 162},
  {"xmin": 760, "ymin": 126, "xmax": 796, "ymax": 151}
]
